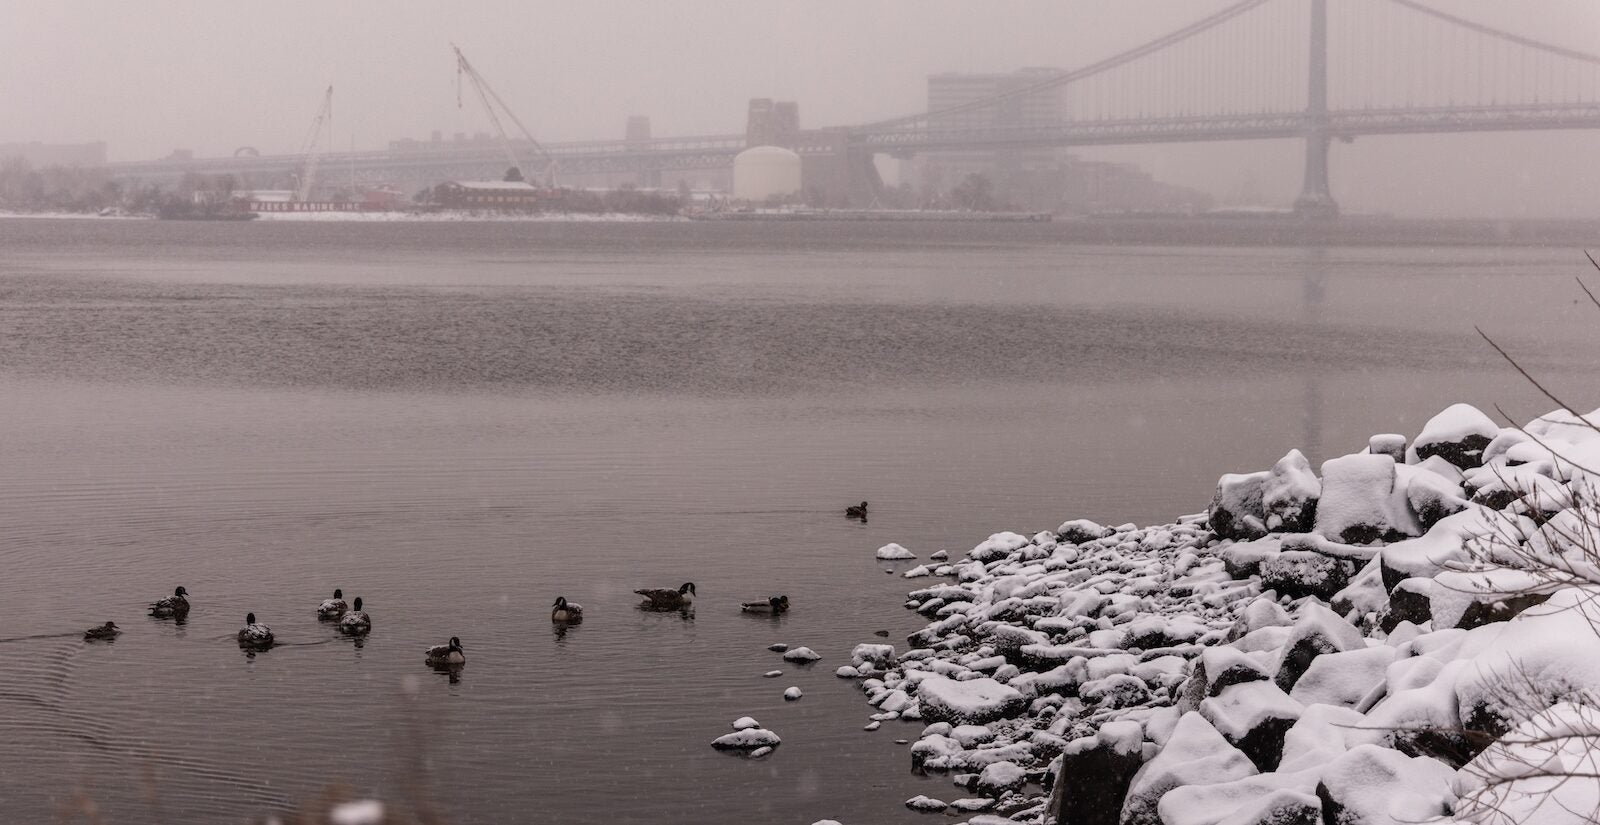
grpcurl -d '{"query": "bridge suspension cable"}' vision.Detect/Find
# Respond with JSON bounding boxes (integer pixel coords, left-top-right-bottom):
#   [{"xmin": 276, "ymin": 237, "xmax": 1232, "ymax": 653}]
[
  {"xmin": 855, "ymin": 0, "xmax": 1275, "ymax": 132},
  {"xmin": 1386, "ymin": 0, "xmax": 1600, "ymax": 66}
]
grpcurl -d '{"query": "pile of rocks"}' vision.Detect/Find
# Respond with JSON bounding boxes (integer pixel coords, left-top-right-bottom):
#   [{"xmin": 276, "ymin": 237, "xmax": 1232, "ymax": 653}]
[{"xmin": 849, "ymin": 402, "xmax": 1600, "ymax": 825}]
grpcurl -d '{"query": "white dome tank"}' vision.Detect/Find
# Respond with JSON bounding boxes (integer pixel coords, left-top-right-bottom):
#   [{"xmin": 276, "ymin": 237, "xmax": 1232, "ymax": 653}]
[{"xmin": 733, "ymin": 145, "xmax": 802, "ymax": 202}]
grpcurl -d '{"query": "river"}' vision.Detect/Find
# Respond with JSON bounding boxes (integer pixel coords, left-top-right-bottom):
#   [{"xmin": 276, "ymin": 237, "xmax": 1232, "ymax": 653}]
[{"xmin": 1, "ymin": 217, "xmax": 1596, "ymax": 824}]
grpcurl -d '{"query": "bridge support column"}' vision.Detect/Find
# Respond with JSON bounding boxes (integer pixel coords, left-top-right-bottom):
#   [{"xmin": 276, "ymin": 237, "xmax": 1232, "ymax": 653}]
[
  {"xmin": 1295, "ymin": 132, "xmax": 1337, "ymax": 219},
  {"xmin": 1294, "ymin": 0, "xmax": 1339, "ymax": 219}
]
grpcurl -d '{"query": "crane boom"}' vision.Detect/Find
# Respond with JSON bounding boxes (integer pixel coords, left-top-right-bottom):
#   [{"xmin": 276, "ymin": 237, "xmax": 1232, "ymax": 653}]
[
  {"xmin": 453, "ymin": 45, "xmax": 554, "ymax": 186},
  {"xmin": 295, "ymin": 86, "xmax": 333, "ymax": 202}
]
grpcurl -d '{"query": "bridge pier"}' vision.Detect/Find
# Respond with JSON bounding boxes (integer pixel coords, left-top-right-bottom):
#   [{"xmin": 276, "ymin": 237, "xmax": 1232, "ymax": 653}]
[
  {"xmin": 1293, "ymin": 0, "xmax": 1339, "ymax": 219},
  {"xmin": 1294, "ymin": 132, "xmax": 1337, "ymax": 219}
]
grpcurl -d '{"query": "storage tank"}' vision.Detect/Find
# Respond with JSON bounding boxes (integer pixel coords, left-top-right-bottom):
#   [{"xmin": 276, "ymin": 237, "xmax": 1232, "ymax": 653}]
[{"xmin": 733, "ymin": 145, "xmax": 802, "ymax": 202}]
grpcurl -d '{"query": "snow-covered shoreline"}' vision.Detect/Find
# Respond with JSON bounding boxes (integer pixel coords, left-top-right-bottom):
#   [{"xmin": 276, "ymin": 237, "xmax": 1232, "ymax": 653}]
[
  {"xmin": 827, "ymin": 401, "xmax": 1600, "ymax": 825},
  {"xmin": 250, "ymin": 210, "xmax": 687, "ymax": 222}
]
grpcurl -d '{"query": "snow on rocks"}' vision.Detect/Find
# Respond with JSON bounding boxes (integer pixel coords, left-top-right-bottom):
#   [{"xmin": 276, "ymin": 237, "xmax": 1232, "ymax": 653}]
[
  {"xmin": 853, "ymin": 402, "xmax": 1600, "ymax": 825},
  {"xmin": 1408, "ymin": 402, "xmax": 1500, "ymax": 469},
  {"xmin": 781, "ymin": 646, "xmax": 821, "ymax": 662},
  {"xmin": 1262, "ymin": 449, "xmax": 1321, "ymax": 533},
  {"xmin": 904, "ymin": 794, "xmax": 948, "ymax": 812},
  {"xmin": 917, "ymin": 675, "xmax": 1027, "ymax": 725},
  {"xmin": 877, "ymin": 543, "xmax": 917, "ymax": 560},
  {"xmin": 1209, "ymin": 472, "xmax": 1270, "ymax": 540},
  {"xmin": 711, "ymin": 727, "xmax": 782, "ymax": 750},
  {"xmin": 732, "ymin": 716, "xmax": 761, "ymax": 730},
  {"xmin": 784, "ymin": 686, "xmax": 803, "ymax": 701}
]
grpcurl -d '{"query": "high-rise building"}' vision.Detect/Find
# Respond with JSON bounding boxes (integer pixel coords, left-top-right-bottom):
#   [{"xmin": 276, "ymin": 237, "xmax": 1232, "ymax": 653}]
[
  {"xmin": 745, "ymin": 99, "xmax": 800, "ymax": 148},
  {"xmin": 921, "ymin": 68, "xmax": 1065, "ymax": 207}
]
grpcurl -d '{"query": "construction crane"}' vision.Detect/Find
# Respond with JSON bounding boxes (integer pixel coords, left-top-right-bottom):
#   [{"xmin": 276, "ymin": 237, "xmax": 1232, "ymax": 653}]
[
  {"xmin": 453, "ymin": 45, "xmax": 555, "ymax": 186},
  {"xmin": 294, "ymin": 85, "xmax": 333, "ymax": 202}
]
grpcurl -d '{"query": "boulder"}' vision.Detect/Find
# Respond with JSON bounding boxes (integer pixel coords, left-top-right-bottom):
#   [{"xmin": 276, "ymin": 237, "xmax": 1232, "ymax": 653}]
[
  {"xmin": 711, "ymin": 728, "xmax": 782, "ymax": 749},
  {"xmin": 1368, "ymin": 434, "xmax": 1407, "ymax": 462},
  {"xmin": 1315, "ymin": 745, "xmax": 1455, "ymax": 825},
  {"xmin": 1058, "ymin": 519, "xmax": 1112, "ymax": 544},
  {"xmin": 1210, "ymin": 471, "xmax": 1270, "ymax": 541},
  {"xmin": 1409, "ymin": 403, "xmax": 1500, "ymax": 469},
  {"xmin": 1274, "ymin": 603, "xmax": 1366, "ymax": 693},
  {"xmin": 1201, "ymin": 681, "xmax": 1303, "ymax": 772},
  {"xmin": 1258, "ymin": 550, "xmax": 1352, "ymax": 601},
  {"xmin": 1313, "ymin": 455, "xmax": 1418, "ymax": 545},
  {"xmin": 916, "ymin": 675, "xmax": 1027, "ymax": 725},
  {"xmin": 1119, "ymin": 712, "xmax": 1257, "ymax": 825},
  {"xmin": 1048, "ymin": 721, "xmax": 1144, "ymax": 825},
  {"xmin": 1262, "ymin": 450, "xmax": 1320, "ymax": 533},
  {"xmin": 976, "ymin": 760, "xmax": 1027, "ymax": 797},
  {"xmin": 1218, "ymin": 538, "xmax": 1280, "ymax": 579}
]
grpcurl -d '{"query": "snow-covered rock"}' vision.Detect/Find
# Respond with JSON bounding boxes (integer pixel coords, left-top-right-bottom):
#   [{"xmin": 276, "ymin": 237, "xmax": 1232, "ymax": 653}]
[
  {"xmin": 711, "ymin": 728, "xmax": 781, "ymax": 750},
  {"xmin": 1409, "ymin": 402, "xmax": 1500, "ymax": 469},
  {"xmin": 1262, "ymin": 450, "xmax": 1320, "ymax": 533},
  {"xmin": 877, "ymin": 543, "xmax": 917, "ymax": 560},
  {"xmin": 916, "ymin": 675, "xmax": 1027, "ymax": 725},
  {"xmin": 1314, "ymin": 454, "xmax": 1418, "ymax": 545},
  {"xmin": 1210, "ymin": 471, "xmax": 1270, "ymax": 540},
  {"xmin": 782, "ymin": 646, "xmax": 821, "ymax": 662},
  {"xmin": 784, "ymin": 686, "xmax": 802, "ymax": 701}
]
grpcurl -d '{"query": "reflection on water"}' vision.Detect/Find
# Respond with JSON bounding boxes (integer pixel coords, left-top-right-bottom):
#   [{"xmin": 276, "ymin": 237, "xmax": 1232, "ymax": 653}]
[{"xmin": 1, "ymin": 219, "xmax": 1598, "ymax": 824}]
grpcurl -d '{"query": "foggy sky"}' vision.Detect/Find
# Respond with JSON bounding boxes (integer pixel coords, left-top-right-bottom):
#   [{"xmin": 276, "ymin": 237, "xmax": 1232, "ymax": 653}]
[{"xmin": 4, "ymin": 1, "xmax": 1598, "ymax": 218}]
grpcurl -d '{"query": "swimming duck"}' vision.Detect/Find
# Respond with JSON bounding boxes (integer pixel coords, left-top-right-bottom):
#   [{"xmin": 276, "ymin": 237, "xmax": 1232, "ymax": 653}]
[
  {"xmin": 317, "ymin": 588, "xmax": 348, "ymax": 619},
  {"xmin": 425, "ymin": 637, "xmax": 465, "ymax": 667},
  {"xmin": 741, "ymin": 595, "xmax": 790, "ymax": 614},
  {"xmin": 845, "ymin": 501, "xmax": 869, "ymax": 519},
  {"xmin": 635, "ymin": 582, "xmax": 696, "ymax": 610},
  {"xmin": 237, "ymin": 613, "xmax": 273, "ymax": 648},
  {"xmin": 338, "ymin": 597, "xmax": 371, "ymax": 636},
  {"xmin": 148, "ymin": 586, "xmax": 190, "ymax": 619},
  {"xmin": 83, "ymin": 621, "xmax": 120, "ymax": 641},
  {"xmin": 551, "ymin": 596, "xmax": 583, "ymax": 623}
]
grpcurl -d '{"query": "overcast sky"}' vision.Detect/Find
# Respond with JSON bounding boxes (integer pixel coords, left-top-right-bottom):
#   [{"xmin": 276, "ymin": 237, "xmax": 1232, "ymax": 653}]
[{"xmin": 4, "ymin": 1, "xmax": 1598, "ymax": 217}]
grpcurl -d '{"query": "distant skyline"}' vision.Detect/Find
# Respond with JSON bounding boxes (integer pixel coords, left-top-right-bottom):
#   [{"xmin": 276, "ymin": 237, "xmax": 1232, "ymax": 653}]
[{"xmin": 5, "ymin": 0, "xmax": 1599, "ymax": 217}]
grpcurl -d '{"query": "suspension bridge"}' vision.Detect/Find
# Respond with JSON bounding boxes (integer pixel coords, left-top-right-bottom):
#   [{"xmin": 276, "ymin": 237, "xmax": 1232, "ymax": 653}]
[{"xmin": 108, "ymin": 0, "xmax": 1600, "ymax": 215}]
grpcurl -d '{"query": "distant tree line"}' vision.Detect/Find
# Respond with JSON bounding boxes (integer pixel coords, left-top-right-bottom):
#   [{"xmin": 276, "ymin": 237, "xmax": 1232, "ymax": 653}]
[{"xmin": 0, "ymin": 159, "xmax": 248, "ymax": 215}]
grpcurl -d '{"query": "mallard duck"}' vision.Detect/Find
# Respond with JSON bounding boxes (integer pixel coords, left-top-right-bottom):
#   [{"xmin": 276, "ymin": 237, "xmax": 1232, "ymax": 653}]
[
  {"xmin": 425, "ymin": 637, "xmax": 465, "ymax": 666},
  {"xmin": 338, "ymin": 597, "xmax": 371, "ymax": 636},
  {"xmin": 551, "ymin": 596, "xmax": 583, "ymax": 623},
  {"xmin": 635, "ymin": 582, "xmax": 696, "ymax": 609},
  {"xmin": 845, "ymin": 501, "xmax": 869, "ymax": 519},
  {"xmin": 741, "ymin": 595, "xmax": 790, "ymax": 613},
  {"xmin": 317, "ymin": 588, "xmax": 348, "ymax": 619},
  {"xmin": 83, "ymin": 621, "xmax": 120, "ymax": 641},
  {"xmin": 148, "ymin": 586, "xmax": 190, "ymax": 619},
  {"xmin": 237, "ymin": 613, "xmax": 273, "ymax": 648}
]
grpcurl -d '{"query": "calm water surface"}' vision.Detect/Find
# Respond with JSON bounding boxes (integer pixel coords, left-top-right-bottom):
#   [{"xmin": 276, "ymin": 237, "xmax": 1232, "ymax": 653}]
[{"xmin": 1, "ymin": 218, "xmax": 1597, "ymax": 824}]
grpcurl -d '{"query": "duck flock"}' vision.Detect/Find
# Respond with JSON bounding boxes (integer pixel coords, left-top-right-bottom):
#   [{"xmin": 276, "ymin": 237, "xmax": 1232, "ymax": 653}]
[{"xmin": 81, "ymin": 576, "xmax": 795, "ymax": 670}]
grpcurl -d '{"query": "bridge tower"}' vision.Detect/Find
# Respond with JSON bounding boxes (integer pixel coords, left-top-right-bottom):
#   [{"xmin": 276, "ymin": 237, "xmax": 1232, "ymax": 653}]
[{"xmin": 1293, "ymin": 0, "xmax": 1338, "ymax": 218}]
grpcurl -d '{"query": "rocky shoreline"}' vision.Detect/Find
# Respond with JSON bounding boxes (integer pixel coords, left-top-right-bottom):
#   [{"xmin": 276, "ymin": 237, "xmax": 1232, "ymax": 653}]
[{"xmin": 828, "ymin": 401, "xmax": 1600, "ymax": 825}]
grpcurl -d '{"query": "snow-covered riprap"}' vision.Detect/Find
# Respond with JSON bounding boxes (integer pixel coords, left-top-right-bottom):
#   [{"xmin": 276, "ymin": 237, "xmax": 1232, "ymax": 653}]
[{"xmin": 849, "ymin": 402, "xmax": 1600, "ymax": 825}]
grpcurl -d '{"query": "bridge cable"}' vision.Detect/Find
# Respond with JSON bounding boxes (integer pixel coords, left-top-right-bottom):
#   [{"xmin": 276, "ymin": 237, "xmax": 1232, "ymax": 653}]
[
  {"xmin": 853, "ymin": 0, "xmax": 1274, "ymax": 132},
  {"xmin": 1386, "ymin": 0, "xmax": 1600, "ymax": 66}
]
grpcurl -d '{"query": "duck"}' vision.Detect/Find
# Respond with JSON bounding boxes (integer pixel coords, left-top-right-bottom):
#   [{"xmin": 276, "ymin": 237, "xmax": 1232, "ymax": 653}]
[
  {"xmin": 635, "ymin": 582, "xmax": 696, "ymax": 610},
  {"xmin": 425, "ymin": 637, "xmax": 465, "ymax": 667},
  {"xmin": 317, "ymin": 588, "xmax": 348, "ymax": 620},
  {"xmin": 740, "ymin": 595, "xmax": 790, "ymax": 614},
  {"xmin": 148, "ymin": 586, "xmax": 190, "ymax": 619},
  {"xmin": 83, "ymin": 621, "xmax": 120, "ymax": 641},
  {"xmin": 551, "ymin": 596, "xmax": 583, "ymax": 623},
  {"xmin": 845, "ymin": 501, "xmax": 869, "ymax": 519},
  {"xmin": 237, "ymin": 613, "xmax": 274, "ymax": 648},
  {"xmin": 338, "ymin": 597, "xmax": 371, "ymax": 636}
]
